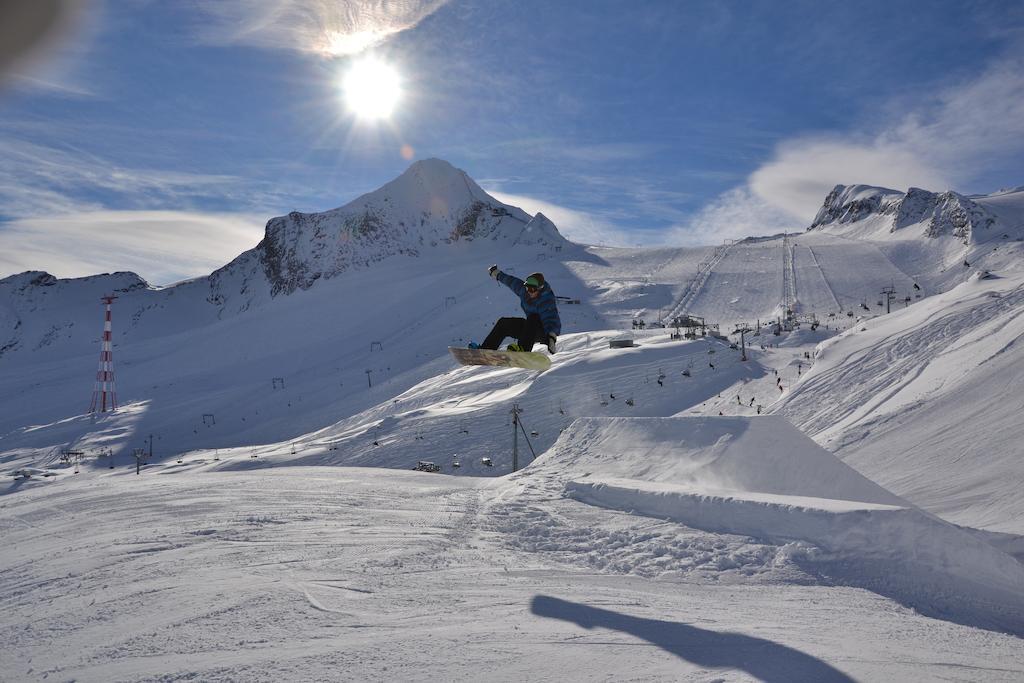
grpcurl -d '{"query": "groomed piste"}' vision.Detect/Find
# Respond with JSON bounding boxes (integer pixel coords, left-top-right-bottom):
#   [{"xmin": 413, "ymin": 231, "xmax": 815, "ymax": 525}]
[{"xmin": 523, "ymin": 416, "xmax": 1024, "ymax": 635}]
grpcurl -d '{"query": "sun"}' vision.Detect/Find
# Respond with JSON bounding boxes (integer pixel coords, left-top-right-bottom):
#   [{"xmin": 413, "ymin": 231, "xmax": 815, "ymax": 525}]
[{"xmin": 342, "ymin": 58, "xmax": 401, "ymax": 121}]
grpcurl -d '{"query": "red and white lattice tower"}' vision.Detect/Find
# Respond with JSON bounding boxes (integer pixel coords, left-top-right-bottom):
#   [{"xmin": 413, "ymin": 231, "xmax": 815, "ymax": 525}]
[{"xmin": 89, "ymin": 295, "xmax": 118, "ymax": 413}]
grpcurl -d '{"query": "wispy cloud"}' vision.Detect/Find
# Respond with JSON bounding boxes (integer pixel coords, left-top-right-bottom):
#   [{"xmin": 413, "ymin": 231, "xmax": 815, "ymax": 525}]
[
  {"xmin": 487, "ymin": 138, "xmax": 656, "ymax": 165},
  {"xmin": 673, "ymin": 52, "xmax": 1024, "ymax": 245},
  {"xmin": 0, "ymin": 210, "xmax": 265, "ymax": 285},
  {"xmin": 749, "ymin": 55, "xmax": 1024, "ymax": 222},
  {"xmin": 667, "ymin": 186, "xmax": 799, "ymax": 246},
  {"xmin": 193, "ymin": 0, "xmax": 450, "ymax": 57},
  {"xmin": 0, "ymin": 136, "xmax": 284, "ymax": 220},
  {"xmin": 486, "ymin": 189, "xmax": 639, "ymax": 247},
  {"xmin": 7, "ymin": 72, "xmax": 96, "ymax": 98}
]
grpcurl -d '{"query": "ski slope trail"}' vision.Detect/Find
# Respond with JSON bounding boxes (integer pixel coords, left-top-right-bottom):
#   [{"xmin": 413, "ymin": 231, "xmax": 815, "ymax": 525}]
[
  {"xmin": 682, "ymin": 239, "xmax": 785, "ymax": 325},
  {"xmin": 796, "ymin": 233, "xmax": 919, "ymax": 313},
  {"xmin": 562, "ymin": 245, "xmax": 711, "ymax": 327},
  {"xmin": 793, "ymin": 241, "xmax": 843, "ymax": 314},
  {"xmin": 664, "ymin": 241, "xmax": 735, "ymax": 323}
]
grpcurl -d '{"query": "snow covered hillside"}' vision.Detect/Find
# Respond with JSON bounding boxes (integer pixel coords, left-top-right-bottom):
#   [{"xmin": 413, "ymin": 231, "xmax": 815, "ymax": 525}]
[
  {"xmin": 3, "ymin": 161, "xmax": 1024, "ymax": 677},
  {"xmin": 808, "ymin": 184, "xmax": 1024, "ymax": 293},
  {"xmin": 776, "ymin": 270, "xmax": 1024, "ymax": 534},
  {"xmin": 3, "ymin": 162, "xmax": 1023, "ymax": 523}
]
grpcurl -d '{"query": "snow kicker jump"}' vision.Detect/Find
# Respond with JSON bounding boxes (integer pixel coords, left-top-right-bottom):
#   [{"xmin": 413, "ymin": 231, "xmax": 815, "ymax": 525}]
[{"xmin": 525, "ymin": 416, "xmax": 1024, "ymax": 636}]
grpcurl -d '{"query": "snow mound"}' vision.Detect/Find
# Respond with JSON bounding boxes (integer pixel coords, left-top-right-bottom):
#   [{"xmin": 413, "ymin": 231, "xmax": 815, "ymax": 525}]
[
  {"xmin": 532, "ymin": 416, "xmax": 904, "ymax": 505},
  {"xmin": 529, "ymin": 416, "xmax": 1024, "ymax": 635}
]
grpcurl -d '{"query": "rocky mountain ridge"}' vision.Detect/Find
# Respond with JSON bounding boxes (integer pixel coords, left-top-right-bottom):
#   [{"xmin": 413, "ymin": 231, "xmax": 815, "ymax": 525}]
[
  {"xmin": 209, "ymin": 159, "xmax": 567, "ymax": 305},
  {"xmin": 810, "ymin": 184, "xmax": 998, "ymax": 244}
]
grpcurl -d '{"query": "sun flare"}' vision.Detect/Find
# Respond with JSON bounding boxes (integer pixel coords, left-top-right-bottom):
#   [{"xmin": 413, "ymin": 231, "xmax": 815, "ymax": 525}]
[{"xmin": 342, "ymin": 59, "xmax": 401, "ymax": 121}]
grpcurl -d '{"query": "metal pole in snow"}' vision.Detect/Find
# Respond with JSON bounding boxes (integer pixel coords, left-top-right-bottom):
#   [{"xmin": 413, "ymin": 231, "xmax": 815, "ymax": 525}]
[{"xmin": 511, "ymin": 404, "xmax": 520, "ymax": 472}]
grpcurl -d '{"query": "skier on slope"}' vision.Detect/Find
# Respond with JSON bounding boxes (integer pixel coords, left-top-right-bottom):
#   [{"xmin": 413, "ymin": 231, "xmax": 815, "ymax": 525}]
[{"xmin": 471, "ymin": 265, "xmax": 561, "ymax": 353}]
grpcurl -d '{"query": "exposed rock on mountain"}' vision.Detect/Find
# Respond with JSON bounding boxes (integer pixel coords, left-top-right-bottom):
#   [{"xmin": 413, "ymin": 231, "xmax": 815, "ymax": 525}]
[
  {"xmin": 811, "ymin": 184, "xmax": 998, "ymax": 244},
  {"xmin": 209, "ymin": 158, "xmax": 567, "ymax": 303}
]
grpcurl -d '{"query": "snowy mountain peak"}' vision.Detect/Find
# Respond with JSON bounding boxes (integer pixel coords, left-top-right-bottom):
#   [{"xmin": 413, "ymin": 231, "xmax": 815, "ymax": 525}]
[
  {"xmin": 348, "ymin": 157, "xmax": 497, "ymax": 218},
  {"xmin": 810, "ymin": 183, "xmax": 998, "ymax": 244},
  {"xmin": 0, "ymin": 270, "xmax": 148, "ymax": 296},
  {"xmin": 209, "ymin": 159, "xmax": 569, "ymax": 301},
  {"xmin": 810, "ymin": 184, "xmax": 906, "ymax": 228},
  {"xmin": 520, "ymin": 211, "xmax": 564, "ymax": 245}
]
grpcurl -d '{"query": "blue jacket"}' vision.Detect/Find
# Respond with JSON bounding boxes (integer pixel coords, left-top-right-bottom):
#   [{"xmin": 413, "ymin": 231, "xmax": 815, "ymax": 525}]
[{"xmin": 497, "ymin": 271, "xmax": 562, "ymax": 336}]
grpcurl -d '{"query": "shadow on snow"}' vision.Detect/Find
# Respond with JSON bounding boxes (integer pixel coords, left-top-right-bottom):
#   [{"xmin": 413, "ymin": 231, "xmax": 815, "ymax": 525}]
[{"xmin": 531, "ymin": 594, "xmax": 854, "ymax": 683}]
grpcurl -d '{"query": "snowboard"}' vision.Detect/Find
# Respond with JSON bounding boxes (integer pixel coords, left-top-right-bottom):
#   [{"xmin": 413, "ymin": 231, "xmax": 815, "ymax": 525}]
[{"xmin": 448, "ymin": 346, "xmax": 551, "ymax": 371}]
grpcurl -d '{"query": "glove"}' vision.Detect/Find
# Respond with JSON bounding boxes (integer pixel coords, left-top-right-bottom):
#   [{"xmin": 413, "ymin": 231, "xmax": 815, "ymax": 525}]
[
  {"xmin": 488, "ymin": 264, "xmax": 499, "ymax": 279},
  {"xmin": 546, "ymin": 333, "xmax": 557, "ymax": 354}
]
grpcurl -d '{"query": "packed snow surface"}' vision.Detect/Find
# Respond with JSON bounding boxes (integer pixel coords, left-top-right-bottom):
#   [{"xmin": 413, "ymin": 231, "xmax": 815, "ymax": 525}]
[{"xmin": 4, "ymin": 464, "xmax": 1024, "ymax": 681}]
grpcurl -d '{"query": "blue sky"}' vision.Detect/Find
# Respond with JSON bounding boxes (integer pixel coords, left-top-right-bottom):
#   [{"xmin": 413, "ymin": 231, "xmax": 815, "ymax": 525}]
[{"xmin": 1, "ymin": 0, "xmax": 1023, "ymax": 284}]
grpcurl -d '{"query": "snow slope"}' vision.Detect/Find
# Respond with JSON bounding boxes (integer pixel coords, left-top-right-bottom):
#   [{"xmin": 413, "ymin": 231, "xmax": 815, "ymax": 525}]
[
  {"xmin": 3, "ymin": 164, "xmax": 1023, "ymax": 524},
  {"xmin": 3, "ymin": 162, "xmax": 1024, "ymax": 678},
  {"xmin": 3, "ymin": 163, "xmax": 1024, "ymax": 532},
  {"xmin": 776, "ymin": 271, "xmax": 1024, "ymax": 533},
  {"xmin": 809, "ymin": 183, "xmax": 1024, "ymax": 294}
]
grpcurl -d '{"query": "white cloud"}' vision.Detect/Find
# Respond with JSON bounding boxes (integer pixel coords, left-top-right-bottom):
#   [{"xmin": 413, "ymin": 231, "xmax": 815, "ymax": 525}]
[
  {"xmin": 748, "ymin": 137, "xmax": 952, "ymax": 221},
  {"xmin": 669, "ymin": 54, "xmax": 1024, "ymax": 246},
  {"xmin": 749, "ymin": 56, "xmax": 1024, "ymax": 223},
  {"xmin": 194, "ymin": 0, "xmax": 450, "ymax": 57},
  {"xmin": 667, "ymin": 186, "xmax": 799, "ymax": 246},
  {"xmin": 0, "ymin": 136, "xmax": 281, "ymax": 221},
  {"xmin": 487, "ymin": 190, "xmax": 642, "ymax": 247},
  {"xmin": 0, "ymin": 210, "xmax": 265, "ymax": 285},
  {"xmin": 489, "ymin": 187, "xmax": 786, "ymax": 248}
]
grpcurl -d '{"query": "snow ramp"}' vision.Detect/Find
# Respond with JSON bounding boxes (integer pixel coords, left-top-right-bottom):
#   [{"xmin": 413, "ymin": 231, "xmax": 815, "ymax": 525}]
[{"xmin": 530, "ymin": 416, "xmax": 1024, "ymax": 635}]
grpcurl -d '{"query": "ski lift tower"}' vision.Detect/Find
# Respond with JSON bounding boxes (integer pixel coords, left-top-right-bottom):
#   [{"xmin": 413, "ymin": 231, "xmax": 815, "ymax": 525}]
[
  {"xmin": 89, "ymin": 295, "xmax": 118, "ymax": 413},
  {"xmin": 733, "ymin": 324, "xmax": 753, "ymax": 361},
  {"xmin": 672, "ymin": 314, "xmax": 706, "ymax": 339},
  {"xmin": 881, "ymin": 286, "xmax": 896, "ymax": 314}
]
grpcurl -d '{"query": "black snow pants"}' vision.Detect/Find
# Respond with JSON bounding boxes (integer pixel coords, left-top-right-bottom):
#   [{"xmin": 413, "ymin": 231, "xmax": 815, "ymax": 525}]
[{"xmin": 482, "ymin": 314, "xmax": 545, "ymax": 351}]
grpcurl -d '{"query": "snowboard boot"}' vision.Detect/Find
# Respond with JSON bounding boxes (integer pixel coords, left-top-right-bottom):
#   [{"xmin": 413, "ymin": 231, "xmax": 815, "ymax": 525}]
[
  {"xmin": 468, "ymin": 342, "xmax": 480, "ymax": 349},
  {"xmin": 507, "ymin": 343, "xmax": 525, "ymax": 352}
]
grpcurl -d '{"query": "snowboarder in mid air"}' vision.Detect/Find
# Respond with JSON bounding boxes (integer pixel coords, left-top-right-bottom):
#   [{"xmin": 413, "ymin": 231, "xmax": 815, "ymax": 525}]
[{"xmin": 473, "ymin": 265, "xmax": 561, "ymax": 353}]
